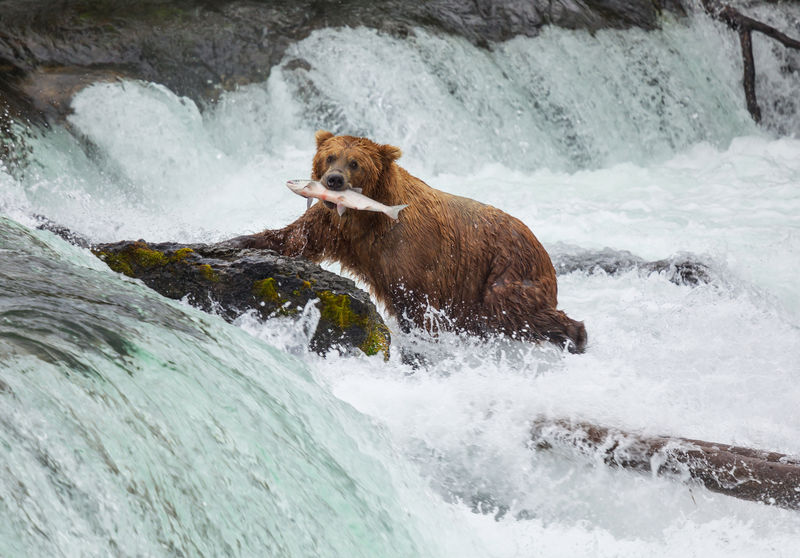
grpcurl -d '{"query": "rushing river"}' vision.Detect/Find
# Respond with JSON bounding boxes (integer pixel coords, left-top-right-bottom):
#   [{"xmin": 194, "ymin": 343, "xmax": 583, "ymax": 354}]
[{"xmin": 2, "ymin": 4, "xmax": 800, "ymax": 557}]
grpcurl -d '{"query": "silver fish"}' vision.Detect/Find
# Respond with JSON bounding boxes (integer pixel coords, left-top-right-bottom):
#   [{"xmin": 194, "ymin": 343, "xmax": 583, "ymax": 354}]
[{"xmin": 286, "ymin": 179, "xmax": 409, "ymax": 220}]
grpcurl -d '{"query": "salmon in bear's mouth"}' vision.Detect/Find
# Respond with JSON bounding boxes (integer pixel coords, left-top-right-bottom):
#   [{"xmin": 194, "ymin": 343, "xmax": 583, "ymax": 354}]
[{"xmin": 323, "ymin": 183, "xmax": 354, "ymax": 209}]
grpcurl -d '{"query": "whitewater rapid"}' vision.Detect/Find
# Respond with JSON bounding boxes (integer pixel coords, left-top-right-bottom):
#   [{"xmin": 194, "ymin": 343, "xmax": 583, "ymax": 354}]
[{"xmin": 2, "ymin": 10, "xmax": 800, "ymax": 558}]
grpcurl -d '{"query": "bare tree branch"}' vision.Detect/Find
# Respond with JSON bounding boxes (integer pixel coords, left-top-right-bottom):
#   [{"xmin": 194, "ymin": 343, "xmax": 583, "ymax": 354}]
[
  {"xmin": 739, "ymin": 26, "xmax": 762, "ymax": 122},
  {"xmin": 700, "ymin": 0, "xmax": 800, "ymax": 122}
]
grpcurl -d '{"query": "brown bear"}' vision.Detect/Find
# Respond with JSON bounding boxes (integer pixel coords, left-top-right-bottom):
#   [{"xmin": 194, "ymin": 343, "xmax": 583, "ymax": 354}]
[{"xmin": 231, "ymin": 130, "xmax": 587, "ymax": 353}]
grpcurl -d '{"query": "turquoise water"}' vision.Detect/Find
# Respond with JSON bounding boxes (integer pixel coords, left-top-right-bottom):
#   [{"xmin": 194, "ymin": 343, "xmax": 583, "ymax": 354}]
[
  {"xmin": 2, "ymin": 6, "xmax": 800, "ymax": 557},
  {"xmin": 0, "ymin": 220, "xmax": 468, "ymax": 557}
]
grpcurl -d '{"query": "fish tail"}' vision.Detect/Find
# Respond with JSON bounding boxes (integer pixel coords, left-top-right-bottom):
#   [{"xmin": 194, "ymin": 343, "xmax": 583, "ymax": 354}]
[{"xmin": 386, "ymin": 204, "xmax": 409, "ymax": 220}]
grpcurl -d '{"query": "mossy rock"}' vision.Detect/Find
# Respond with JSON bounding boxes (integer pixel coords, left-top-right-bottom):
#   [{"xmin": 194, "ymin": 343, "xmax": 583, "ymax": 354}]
[
  {"xmin": 314, "ymin": 290, "xmax": 390, "ymax": 359},
  {"xmin": 92, "ymin": 239, "xmax": 390, "ymax": 359}
]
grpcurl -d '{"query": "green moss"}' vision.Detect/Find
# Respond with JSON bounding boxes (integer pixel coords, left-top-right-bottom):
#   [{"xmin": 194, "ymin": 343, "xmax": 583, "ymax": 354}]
[
  {"xmin": 93, "ymin": 243, "xmax": 168, "ymax": 277},
  {"xmin": 199, "ymin": 264, "xmax": 219, "ymax": 282},
  {"xmin": 253, "ymin": 277, "xmax": 284, "ymax": 304},
  {"xmin": 164, "ymin": 247, "xmax": 219, "ymax": 282},
  {"xmin": 317, "ymin": 290, "xmax": 390, "ymax": 359},
  {"xmin": 317, "ymin": 291, "xmax": 356, "ymax": 328},
  {"xmin": 361, "ymin": 322, "xmax": 392, "ymax": 361},
  {"xmin": 95, "ymin": 251, "xmax": 134, "ymax": 277},
  {"xmin": 292, "ymin": 278, "xmax": 315, "ymax": 297},
  {"xmin": 132, "ymin": 246, "xmax": 168, "ymax": 268},
  {"xmin": 170, "ymin": 247, "xmax": 194, "ymax": 262},
  {"xmin": 253, "ymin": 277, "xmax": 299, "ymax": 317}
]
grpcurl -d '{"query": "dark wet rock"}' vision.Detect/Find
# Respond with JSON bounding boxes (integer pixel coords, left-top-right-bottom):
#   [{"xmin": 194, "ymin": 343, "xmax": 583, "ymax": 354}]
[
  {"xmin": 643, "ymin": 254, "xmax": 713, "ymax": 286},
  {"xmin": 34, "ymin": 216, "xmax": 94, "ymax": 250},
  {"xmin": 16, "ymin": 67, "xmax": 124, "ymax": 122},
  {"xmin": 552, "ymin": 246, "xmax": 647, "ymax": 276},
  {"xmin": 551, "ymin": 246, "xmax": 713, "ymax": 286},
  {"xmin": 90, "ymin": 239, "xmax": 391, "ymax": 359},
  {"xmin": 545, "ymin": 0, "xmax": 680, "ymax": 33},
  {"xmin": 0, "ymin": 65, "xmax": 37, "ymax": 174},
  {"xmin": 0, "ymin": 0, "xmax": 685, "ymax": 124}
]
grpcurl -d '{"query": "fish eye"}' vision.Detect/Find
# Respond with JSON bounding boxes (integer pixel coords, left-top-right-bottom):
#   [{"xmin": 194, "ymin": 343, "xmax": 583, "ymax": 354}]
[{"xmin": 349, "ymin": 160, "xmax": 358, "ymax": 170}]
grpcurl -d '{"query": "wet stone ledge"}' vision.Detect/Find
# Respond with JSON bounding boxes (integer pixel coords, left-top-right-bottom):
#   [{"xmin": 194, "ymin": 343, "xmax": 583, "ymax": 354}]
[
  {"xmin": 0, "ymin": 0, "xmax": 686, "ymax": 120},
  {"xmin": 92, "ymin": 240, "xmax": 391, "ymax": 359}
]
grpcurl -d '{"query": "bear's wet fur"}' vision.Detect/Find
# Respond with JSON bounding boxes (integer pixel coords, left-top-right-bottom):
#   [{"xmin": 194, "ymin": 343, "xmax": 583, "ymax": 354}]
[{"xmin": 232, "ymin": 131, "xmax": 587, "ymax": 353}]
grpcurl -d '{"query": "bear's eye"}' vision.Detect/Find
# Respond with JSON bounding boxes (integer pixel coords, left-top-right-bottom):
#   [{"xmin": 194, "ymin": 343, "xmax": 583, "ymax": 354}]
[
  {"xmin": 326, "ymin": 155, "xmax": 336, "ymax": 165},
  {"xmin": 348, "ymin": 160, "xmax": 358, "ymax": 170}
]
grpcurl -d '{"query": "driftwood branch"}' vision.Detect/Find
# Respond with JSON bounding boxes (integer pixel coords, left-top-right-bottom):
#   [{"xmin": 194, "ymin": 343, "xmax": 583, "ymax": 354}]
[
  {"xmin": 738, "ymin": 26, "xmax": 762, "ymax": 121},
  {"xmin": 532, "ymin": 417, "xmax": 800, "ymax": 510},
  {"xmin": 701, "ymin": 0, "xmax": 800, "ymax": 123}
]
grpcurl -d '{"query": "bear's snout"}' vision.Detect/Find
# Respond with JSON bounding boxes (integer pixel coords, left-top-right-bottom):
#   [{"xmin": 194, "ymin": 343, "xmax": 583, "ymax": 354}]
[{"xmin": 325, "ymin": 172, "xmax": 346, "ymax": 191}]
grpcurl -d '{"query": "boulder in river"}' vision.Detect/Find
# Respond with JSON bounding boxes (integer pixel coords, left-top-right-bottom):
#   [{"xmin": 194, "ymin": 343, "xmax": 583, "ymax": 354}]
[{"xmin": 92, "ymin": 239, "xmax": 391, "ymax": 359}]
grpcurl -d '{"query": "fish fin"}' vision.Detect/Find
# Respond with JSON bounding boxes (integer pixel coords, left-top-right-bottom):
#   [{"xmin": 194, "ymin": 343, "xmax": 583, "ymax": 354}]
[
  {"xmin": 351, "ymin": 187, "xmax": 363, "ymax": 194},
  {"xmin": 386, "ymin": 204, "xmax": 409, "ymax": 220},
  {"xmin": 306, "ymin": 197, "xmax": 314, "ymax": 210},
  {"xmin": 337, "ymin": 203, "xmax": 347, "ymax": 217}
]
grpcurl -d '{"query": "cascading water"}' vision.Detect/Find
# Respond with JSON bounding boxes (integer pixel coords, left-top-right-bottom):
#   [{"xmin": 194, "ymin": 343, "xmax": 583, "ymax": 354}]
[
  {"xmin": 0, "ymin": 218, "xmax": 476, "ymax": 557},
  {"xmin": 2, "ymin": 3, "xmax": 800, "ymax": 556}
]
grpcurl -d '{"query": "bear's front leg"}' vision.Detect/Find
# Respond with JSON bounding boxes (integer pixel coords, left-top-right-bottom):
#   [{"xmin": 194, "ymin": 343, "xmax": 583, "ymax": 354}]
[{"xmin": 226, "ymin": 212, "xmax": 328, "ymax": 261}]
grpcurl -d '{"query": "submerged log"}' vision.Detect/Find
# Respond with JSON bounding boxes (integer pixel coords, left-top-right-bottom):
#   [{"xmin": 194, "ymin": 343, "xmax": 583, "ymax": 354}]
[
  {"xmin": 91, "ymin": 239, "xmax": 391, "ymax": 359},
  {"xmin": 531, "ymin": 417, "xmax": 800, "ymax": 510}
]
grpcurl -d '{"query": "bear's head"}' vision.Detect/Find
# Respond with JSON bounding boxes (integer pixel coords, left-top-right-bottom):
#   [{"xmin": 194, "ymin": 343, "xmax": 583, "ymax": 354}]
[{"xmin": 311, "ymin": 130, "xmax": 402, "ymax": 204}]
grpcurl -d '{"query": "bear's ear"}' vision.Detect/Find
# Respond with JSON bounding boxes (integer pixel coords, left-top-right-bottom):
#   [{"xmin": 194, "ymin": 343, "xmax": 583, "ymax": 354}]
[
  {"xmin": 315, "ymin": 130, "xmax": 334, "ymax": 149},
  {"xmin": 380, "ymin": 143, "xmax": 402, "ymax": 164}
]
